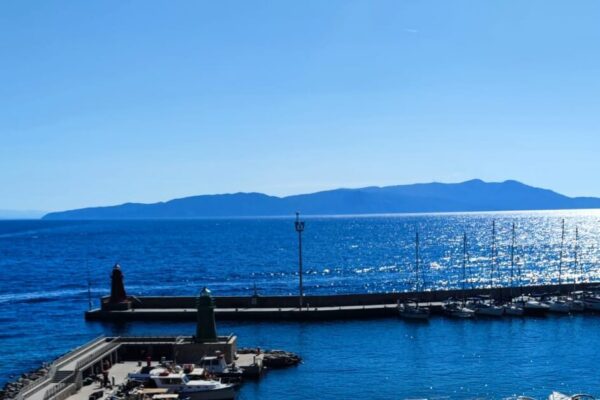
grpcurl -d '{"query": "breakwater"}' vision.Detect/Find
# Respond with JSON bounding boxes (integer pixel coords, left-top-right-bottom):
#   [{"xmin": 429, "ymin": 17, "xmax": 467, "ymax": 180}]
[{"xmin": 85, "ymin": 281, "xmax": 599, "ymax": 321}]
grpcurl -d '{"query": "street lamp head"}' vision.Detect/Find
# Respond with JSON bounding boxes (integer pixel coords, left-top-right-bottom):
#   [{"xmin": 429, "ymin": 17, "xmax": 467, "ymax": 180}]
[{"xmin": 295, "ymin": 212, "xmax": 305, "ymax": 232}]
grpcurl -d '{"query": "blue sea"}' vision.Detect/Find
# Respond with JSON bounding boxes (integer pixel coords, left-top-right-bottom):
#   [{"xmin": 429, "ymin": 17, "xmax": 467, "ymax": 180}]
[{"xmin": 2, "ymin": 210, "xmax": 600, "ymax": 399}]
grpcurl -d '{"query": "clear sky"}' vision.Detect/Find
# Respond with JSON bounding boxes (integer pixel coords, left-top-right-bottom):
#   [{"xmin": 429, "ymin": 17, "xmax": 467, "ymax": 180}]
[{"xmin": 2, "ymin": 1, "xmax": 600, "ymax": 212}]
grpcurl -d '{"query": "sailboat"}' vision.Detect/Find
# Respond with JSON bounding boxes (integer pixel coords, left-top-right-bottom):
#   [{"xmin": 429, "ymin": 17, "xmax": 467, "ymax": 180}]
[
  {"xmin": 569, "ymin": 226, "xmax": 585, "ymax": 312},
  {"xmin": 443, "ymin": 233, "xmax": 476, "ymax": 318},
  {"xmin": 505, "ymin": 222, "xmax": 525, "ymax": 316},
  {"xmin": 399, "ymin": 230, "xmax": 430, "ymax": 320},
  {"xmin": 507, "ymin": 222, "xmax": 549, "ymax": 316},
  {"xmin": 545, "ymin": 219, "xmax": 580, "ymax": 313},
  {"xmin": 469, "ymin": 221, "xmax": 504, "ymax": 317}
]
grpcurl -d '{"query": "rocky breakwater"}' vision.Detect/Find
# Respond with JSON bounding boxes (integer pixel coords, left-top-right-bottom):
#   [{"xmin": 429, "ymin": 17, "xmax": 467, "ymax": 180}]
[
  {"xmin": 1, "ymin": 364, "xmax": 50, "ymax": 400},
  {"xmin": 238, "ymin": 348, "xmax": 302, "ymax": 369}
]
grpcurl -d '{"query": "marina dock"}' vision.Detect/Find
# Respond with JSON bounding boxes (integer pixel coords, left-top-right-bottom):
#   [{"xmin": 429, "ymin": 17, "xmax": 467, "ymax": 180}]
[
  {"xmin": 6, "ymin": 285, "xmax": 304, "ymax": 400},
  {"xmin": 13, "ymin": 336, "xmax": 267, "ymax": 400}
]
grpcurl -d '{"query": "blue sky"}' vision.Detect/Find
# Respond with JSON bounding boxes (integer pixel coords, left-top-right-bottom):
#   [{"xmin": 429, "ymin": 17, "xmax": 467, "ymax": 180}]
[{"xmin": 2, "ymin": 1, "xmax": 600, "ymax": 212}]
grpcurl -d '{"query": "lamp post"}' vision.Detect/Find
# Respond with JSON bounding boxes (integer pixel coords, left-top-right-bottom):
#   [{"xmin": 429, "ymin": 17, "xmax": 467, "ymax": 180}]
[{"xmin": 295, "ymin": 212, "xmax": 305, "ymax": 308}]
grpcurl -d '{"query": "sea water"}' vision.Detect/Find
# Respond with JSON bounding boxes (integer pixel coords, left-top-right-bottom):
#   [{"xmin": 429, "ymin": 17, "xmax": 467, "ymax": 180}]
[{"xmin": 1, "ymin": 211, "xmax": 600, "ymax": 399}]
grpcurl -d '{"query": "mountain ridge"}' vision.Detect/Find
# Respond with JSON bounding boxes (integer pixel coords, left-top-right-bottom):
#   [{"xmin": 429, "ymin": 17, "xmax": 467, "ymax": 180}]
[{"xmin": 42, "ymin": 180, "xmax": 600, "ymax": 220}]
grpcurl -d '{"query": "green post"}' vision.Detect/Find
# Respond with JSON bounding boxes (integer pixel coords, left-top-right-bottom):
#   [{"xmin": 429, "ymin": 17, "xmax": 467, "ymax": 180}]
[{"xmin": 195, "ymin": 287, "xmax": 218, "ymax": 343}]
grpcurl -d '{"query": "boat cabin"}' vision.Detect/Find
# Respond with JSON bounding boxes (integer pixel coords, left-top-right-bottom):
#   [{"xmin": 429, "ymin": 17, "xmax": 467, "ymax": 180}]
[{"xmin": 199, "ymin": 356, "xmax": 228, "ymax": 374}]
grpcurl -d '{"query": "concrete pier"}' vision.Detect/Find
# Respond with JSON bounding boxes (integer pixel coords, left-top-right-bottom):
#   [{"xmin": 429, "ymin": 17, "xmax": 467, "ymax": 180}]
[
  {"xmin": 14, "ymin": 336, "xmax": 263, "ymax": 400},
  {"xmin": 15, "ymin": 337, "xmax": 121, "ymax": 400},
  {"xmin": 85, "ymin": 282, "xmax": 600, "ymax": 322}
]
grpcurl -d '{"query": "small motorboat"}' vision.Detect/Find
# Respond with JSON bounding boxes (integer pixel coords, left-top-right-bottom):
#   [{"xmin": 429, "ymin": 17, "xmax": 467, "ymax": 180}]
[
  {"xmin": 544, "ymin": 296, "xmax": 572, "ymax": 314},
  {"xmin": 442, "ymin": 300, "xmax": 475, "ymax": 318},
  {"xmin": 512, "ymin": 295, "xmax": 549, "ymax": 316},
  {"xmin": 582, "ymin": 292, "xmax": 600, "ymax": 311},
  {"xmin": 197, "ymin": 355, "xmax": 243, "ymax": 380},
  {"xmin": 398, "ymin": 301, "xmax": 430, "ymax": 320},
  {"xmin": 468, "ymin": 296, "xmax": 504, "ymax": 317},
  {"xmin": 544, "ymin": 295, "xmax": 584, "ymax": 314},
  {"xmin": 147, "ymin": 368, "xmax": 236, "ymax": 400},
  {"xmin": 548, "ymin": 392, "xmax": 595, "ymax": 400},
  {"xmin": 570, "ymin": 297, "xmax": 586, "ymax": 312}
]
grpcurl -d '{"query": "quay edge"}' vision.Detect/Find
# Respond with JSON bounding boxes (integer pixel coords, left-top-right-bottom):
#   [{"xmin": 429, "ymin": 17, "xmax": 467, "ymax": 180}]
[{"xmin": 85, "ymin": 282, "xmax": 600, "ymax": 322}]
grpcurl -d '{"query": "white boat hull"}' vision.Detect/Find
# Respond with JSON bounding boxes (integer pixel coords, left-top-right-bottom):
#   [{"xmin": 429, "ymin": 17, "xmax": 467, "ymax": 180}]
[
  {"xmin": 584, "ymin": 299, "xmax": 600, "ymax": 311},
  {"xmin": 443, "ymin": 304, "xmax": 475, "ymax": 318},
  {"xmin": 570, "ymin": 300, "xmax": 585, "ymax": 312}
]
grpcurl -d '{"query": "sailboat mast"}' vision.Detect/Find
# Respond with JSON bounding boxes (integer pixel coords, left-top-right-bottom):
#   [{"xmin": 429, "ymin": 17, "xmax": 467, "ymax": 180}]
[
  {"xmin": 462, "ymin": 232, "xmax": 467, "ymax": 305},
  {"xmin": 415, "ymin": 229, "xmax": 420, "ymax": 306},
  {"xmin": 574, "ymin": 226, "xmax": 579, "ymax": 291},
  {"xmin": 491, "ymin": 220, "xmax": 496, "ymax": 289},
  {"xmin": 558, "ymin": 219, "xmax": 565, "ymax": 289},
  {"xmin": 510, "ymin": 222, "xmax": 516, "ymax": 298}
]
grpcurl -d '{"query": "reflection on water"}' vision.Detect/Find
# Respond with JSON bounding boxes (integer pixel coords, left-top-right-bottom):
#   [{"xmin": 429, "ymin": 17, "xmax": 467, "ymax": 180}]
[{"xmin": 1, "ymin": 211, "xmax": 600, "ymax": 399}]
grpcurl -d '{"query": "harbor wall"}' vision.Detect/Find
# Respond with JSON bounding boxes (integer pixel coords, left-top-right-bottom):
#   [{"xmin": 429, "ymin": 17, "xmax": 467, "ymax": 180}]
[
  {"xmin": 114, "ymin": 336, "xmax": 237, "ymax": 364},
  {"xmin": 116, "ymin": 282, "xmax": 598, "ymax": 309}
]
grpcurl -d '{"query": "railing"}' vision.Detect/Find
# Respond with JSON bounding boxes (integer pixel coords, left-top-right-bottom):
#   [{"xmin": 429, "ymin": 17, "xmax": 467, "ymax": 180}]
[
  {"xmin": 42, "ymin": 339, "xmax": 118, "ymax": 400},
  {"xmin": 114, "ymin": 336, "xmax": 185, "ymax": 343},
  {"xmin": 53, "ymin": 336, "xmax": 107, "ymax": 369},
  {"xmin": 74, "ymin": 341, "xmax": 119, "ymax": 371},
  {"xmin": 42, "ymin": 370, "xmax": 74, "ymax": 400},
  {"xmin": 16, "ymin": 336, "xmax": 109, "ymax": 400},
  {"xmin": 14, "ymin": 363, "xmax": 57, "ymax": 400},
  {"xmin": 42, "ymin": 382, "xmax": 67, "ymax": 400},
  {"xmin": 53, "ymin": 385, "xmax": 77, "ymax": 400}
]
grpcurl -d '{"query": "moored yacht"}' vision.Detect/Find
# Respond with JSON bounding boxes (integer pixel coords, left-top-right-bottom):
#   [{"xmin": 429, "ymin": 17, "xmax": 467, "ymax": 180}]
[
  {"xmin": 503, "ymin": 222, "xmax": 522, "ymax": 316},
  {"xmin": 503, "ymin": 223, "xmax": 547, "ymax": 316},
  {"xmin": 545, "ymin": 296, "xmax": 572, "ymax": 313},
  {"xmin": 512, "ymin": 295, "xmax": 549, "ymax": 316},
  {"xmin": 443, "ymin": 299, "xmax": 475, "ymax": 318},
  {"xmin": 568, "ymin": 228, "xmax": 586, "ymax": 313},
  {"xmin": 544, "ymin": 221, "xmax": 583, "ymax": 314},
  {"xmin": 147, "ymin": 368, "xmax": 236, "ymax": 400},
  {"xmin": 468, "ymin": 296, "xmax": 504, "ymax": 317},
  {"xmin": 399, "ymin": 300, "xmax": 431, "ymax": 320},
  {"xmin": 398, "ymin": 230, "xmax": 430, "ymax": 320},
  {"xmin": 543, "ymin": 293, "xmax": 583, "ymax": 313},
  {"xmin": 470, "ymin": 222, "xmax": 504, "ymax": 317},
  {"xmin": 582, "ymin": 291, "xmax": 600, "ymax": 311},
  {"xmin": 570, "ymin": 298, "xmax": 586, "ymax": 312},
  {"xmin": 443, "ymin": 233, "xmax": 476, "ymax": 318},
  {"xmin": 197, "ymin": 355, "xmax": 243, "ymax": 380}
]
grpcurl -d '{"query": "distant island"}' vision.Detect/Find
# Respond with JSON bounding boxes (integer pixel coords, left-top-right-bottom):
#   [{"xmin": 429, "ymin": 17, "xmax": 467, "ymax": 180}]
[{"xmin": 42, "ymin": 179, "xmax": 600, "ymax": 220}]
